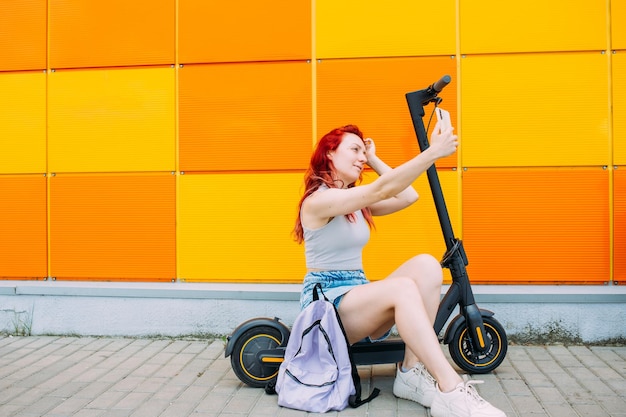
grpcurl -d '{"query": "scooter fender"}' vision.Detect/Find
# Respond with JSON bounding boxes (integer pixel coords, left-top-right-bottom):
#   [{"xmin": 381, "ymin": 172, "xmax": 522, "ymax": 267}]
[
  {"xmin": 442, "ymin": 309, "xmax": 495, "ymax": 345},
  {"xmin": 224, "ymin": 317, "xmax": 291, "ymax": 358}
]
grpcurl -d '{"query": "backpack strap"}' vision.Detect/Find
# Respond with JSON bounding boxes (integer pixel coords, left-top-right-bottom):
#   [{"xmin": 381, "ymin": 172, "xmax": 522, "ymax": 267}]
[
  {"xmin": 265, "ymin": 379, "xmax": 277, "ymax": 395},
  {"xmin": 350, "ymin": 387, "xmax": 380, "ymax": 407},
  {"xmin": 312, "ymin": 282, "xmax": 330, "ymax": 302},
  {"xmin": 348, "ymin": 355, "xmax": 380, "ymax": 407},
  {"xmin": 330, "ymin": 301, "xmax": 381, "ymax": 408}
]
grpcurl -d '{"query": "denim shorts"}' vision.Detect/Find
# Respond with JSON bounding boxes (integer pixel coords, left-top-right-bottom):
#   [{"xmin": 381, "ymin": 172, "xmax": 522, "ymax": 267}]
[
  {"xmin": 300, "ymin": 269, "xmax": 368, "ymax": 309},
  {"xmin": 300, "ymin": 269, "xmax": 390, "ymax": 342}
]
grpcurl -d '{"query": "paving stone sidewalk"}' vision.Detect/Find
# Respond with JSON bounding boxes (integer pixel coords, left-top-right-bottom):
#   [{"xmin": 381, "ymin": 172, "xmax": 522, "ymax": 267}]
[{"xmin": 0, "ymin": 336, "xmax": 624, "ymax": 417}]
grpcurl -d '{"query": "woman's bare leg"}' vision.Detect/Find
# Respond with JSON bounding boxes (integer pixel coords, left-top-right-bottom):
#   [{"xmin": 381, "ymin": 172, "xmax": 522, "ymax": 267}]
[
  {"xmin": 386, "ymin": 254, "xmax": 443, "ymax": 370},
  {"xmin": 338, "ymin": 268, "xmax": 462, "ymax": 392}
]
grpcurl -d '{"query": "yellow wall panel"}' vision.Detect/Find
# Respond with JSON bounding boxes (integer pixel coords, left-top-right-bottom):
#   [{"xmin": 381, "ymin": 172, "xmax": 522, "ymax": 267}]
[
  {"xmin": 317, "ymin": 57, "xmax": 458, "ymax": 169},
  {"xmin": 0, "ymin": 0, "xmax": 46, "ymax": 71},
  {"xmin": 460, "ymin": 0, "xmax": 607, "ymax": 54},
  {"xmin": 316, "ymin": 0, "xmax": 456, "ymax": 59},
  {"xmin": 178, "ymin": 173, "xmax": 305, "ymax": 282},
  {"xmin": 50, "ymin": 174, "xmax": 176, "ymax": 281},
  {"xmin": 614, "ymin": 52, "xmax": 626, "ymax": 165},
  {"xmin": 0, "ymin": 72, "xmax": 46, "ymax": 174},
  {"xmin": 49, "ymin": 0, "xmax": 175, "ymax": 69},
  {"xmin": 363, "ymin": 170, "xmax": 460, "ymax": 283},
  {"xmin": 179, "ymin": 62, "xmax": 312, "ymax": 172},
  {"xmin": 48, "ymin": 67, "xmax": 175, "ymax": 173},
  {"xmin": 0, "ymin": 176, "xmax": 47, "ymax": 279},
  {"xmin": 612, "ymin": 0, "xmax": 626, "ymax": 49},
  {"xmin": 615, "ymin": 167, "xmax": 626, "ymax": 282},
  {"xmin": 463, "ymin": 168, "xmax": 609, "ymax": 284},
  {"xmin": 179, "ymin": 0, "xmax": 311, "ymax": 64},
  {"xmin": 462, "ymin": 53, "xmax": 609, "ymax": 167}
]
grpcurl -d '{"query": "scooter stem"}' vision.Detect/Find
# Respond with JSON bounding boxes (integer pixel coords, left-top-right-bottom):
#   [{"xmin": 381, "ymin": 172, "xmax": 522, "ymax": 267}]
[
  {"xmin": 406, "ymin": 79, "xmax": 489, "ymax": 354},
  {"xmin": 405, "ymin": 90, "xmax": 456, "ymax": 249}
]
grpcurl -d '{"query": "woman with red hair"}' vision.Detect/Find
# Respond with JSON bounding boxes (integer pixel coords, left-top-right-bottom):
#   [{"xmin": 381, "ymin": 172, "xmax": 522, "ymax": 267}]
[{"xmin": 294, "ymin": 123, "xmax": 505, "ymax": 417}]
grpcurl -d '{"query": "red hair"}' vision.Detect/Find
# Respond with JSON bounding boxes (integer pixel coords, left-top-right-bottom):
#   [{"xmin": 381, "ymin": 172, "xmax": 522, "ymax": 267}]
[{"xmin": 293, "ymin": 125, "xmax": 374, "ymax": 243}]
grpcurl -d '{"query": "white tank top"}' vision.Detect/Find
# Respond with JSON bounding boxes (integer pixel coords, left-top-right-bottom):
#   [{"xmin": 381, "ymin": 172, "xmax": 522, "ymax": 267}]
[{"xmin": 303, "ymin": 202, "xmax": 370, "ymax": 270}]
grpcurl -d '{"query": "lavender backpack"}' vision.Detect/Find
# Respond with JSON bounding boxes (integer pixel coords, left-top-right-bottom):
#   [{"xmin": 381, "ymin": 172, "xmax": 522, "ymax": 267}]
[{"xmin": 270, "ymin": 283, "xmax": 379, "ymax": 412}]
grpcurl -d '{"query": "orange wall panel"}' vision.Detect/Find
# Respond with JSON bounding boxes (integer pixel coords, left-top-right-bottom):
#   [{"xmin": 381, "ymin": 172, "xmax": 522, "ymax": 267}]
[
  {"xmin": 49, "ymin": 0, "xmax": 175, "ymax": 69},
  {"xmin": 49, "ymin": 174, "xmax": 176, "ymax": 281},
  {"xmin": 0, "ymin": 176, "xmax": 47, "ymax": 279},
  {"xmin": 179, "ymin": 0, "xmax": 311, "ymax": 64},
  {"xmin": 463, "ymin": 168, "xmax": 609, "ymax": 284},
  {"xmin": 615, "ymin": 168, "xmax": 626, "ymax": 282},
  {"xmin": 317, "ymin": 57, "xmax": 458, "ymax": 169},
  {"xmin": 0, "ymin": 0, "xmax": 46, "ymax": 71},
  {"xmin": 179, "ymin": 62, "xmax": 312, "ymax": 172}
]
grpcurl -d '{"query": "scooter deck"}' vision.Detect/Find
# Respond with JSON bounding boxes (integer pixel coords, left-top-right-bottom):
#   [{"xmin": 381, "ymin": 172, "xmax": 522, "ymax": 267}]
[
  {"xmin": 351, "ymin": 337, "xmax": 405, "ymax": 365},
  {"xmin": 257, "ymin": 338, "xmax": 405, "ymax": 368}
]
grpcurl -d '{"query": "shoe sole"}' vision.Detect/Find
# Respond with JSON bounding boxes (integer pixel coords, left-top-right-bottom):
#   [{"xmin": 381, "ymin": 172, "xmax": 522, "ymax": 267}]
[{"xmin": 392, "ymin": 381, "xmax": 434, "ymax": 408}]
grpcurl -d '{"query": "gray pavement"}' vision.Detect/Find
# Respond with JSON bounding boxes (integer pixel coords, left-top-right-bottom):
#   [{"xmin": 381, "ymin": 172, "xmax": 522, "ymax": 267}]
[{"xmin": 0, "ymin": 336, "xmax": 625, "ymax": 417}]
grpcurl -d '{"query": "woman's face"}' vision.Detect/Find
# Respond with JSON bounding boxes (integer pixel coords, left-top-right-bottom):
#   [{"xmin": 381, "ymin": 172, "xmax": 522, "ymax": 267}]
[{"xmin": 328, "ymin": 133, "xmax": 367, "ymax": 187}]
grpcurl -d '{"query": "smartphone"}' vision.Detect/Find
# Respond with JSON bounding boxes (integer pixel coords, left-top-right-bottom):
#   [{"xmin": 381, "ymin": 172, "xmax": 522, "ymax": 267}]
[{"xmin": 435, "ymin": 107, "xmax": 452, "ymax": 131}]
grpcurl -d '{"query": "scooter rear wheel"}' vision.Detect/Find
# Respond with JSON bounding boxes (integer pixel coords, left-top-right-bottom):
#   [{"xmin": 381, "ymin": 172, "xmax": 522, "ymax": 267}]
[
  {"xmin": 448, "ymin": 316, "xmax": 507, "ymax": 374},
  {"xmin": 230, "ymin": 325, "xmax": 283, "ymax": 388}
]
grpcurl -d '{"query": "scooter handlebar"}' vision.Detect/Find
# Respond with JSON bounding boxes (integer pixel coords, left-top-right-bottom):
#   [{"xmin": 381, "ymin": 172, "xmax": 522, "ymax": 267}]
[
  {"xmin": 405, "ymin": 74, "xmax": 452, "ymax": 108},
  {"xmin": 430, "ymin": 74, "xmax": 452, "ymax": 93}
]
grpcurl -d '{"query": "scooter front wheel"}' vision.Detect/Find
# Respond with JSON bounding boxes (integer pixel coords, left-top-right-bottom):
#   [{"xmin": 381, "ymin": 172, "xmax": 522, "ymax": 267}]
[
  {"xmin": 230, "ymin": 326, "xmax": 283, "ymax": 388},
  {"xmin": 448, "ymin": 316, "xmax": 507, "ymax": 374}
]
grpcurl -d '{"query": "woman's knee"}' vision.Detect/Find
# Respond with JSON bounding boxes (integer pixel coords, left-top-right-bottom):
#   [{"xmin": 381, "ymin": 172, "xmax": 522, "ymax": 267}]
[{"xmin": 409, "ymin": 254, "xmax": 443, "ymax": 282}]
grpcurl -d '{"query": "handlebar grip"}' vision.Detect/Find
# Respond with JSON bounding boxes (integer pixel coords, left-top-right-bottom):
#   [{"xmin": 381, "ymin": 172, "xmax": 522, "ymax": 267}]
[{"xmin": 431, "ymin": 75, "xmax": 452, "ymax": 92}]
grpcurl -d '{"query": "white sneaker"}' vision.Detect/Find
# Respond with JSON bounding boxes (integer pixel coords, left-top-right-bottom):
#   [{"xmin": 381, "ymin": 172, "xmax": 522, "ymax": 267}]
[
  {"xmin": 431, "ymin": 380, "xmax": 506, "ymax": 417},
  {"xmin": 392, "ymin": 363, "xmax": 437, "ymax": 407}
]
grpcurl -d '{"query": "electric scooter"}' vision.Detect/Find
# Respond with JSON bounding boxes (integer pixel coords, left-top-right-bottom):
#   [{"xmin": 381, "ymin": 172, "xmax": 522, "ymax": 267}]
[{"xmin": 225, "ymin": 75, "xmax": 508, "ymax": 388}]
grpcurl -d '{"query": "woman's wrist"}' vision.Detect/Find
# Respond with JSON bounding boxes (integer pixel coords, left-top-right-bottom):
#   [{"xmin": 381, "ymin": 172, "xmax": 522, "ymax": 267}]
[{"xmin": 367, "ymin": 155, "xmax": 388, "ymax": 175}]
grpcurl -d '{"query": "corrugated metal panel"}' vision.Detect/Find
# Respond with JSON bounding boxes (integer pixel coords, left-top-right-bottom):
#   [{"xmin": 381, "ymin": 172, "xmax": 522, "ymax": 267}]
[
  {"xmin": 0, "ymin": 72, "xmax": 46, "ymax": 174},
  {"xmin": 0, "ymin": 176, "xmax": 47, "ymax": 279},
  {"xmin": 614, "ymin": 52, "xmax": 626, "ymax": 165},
  {"xmin": 49, "ymin": 174, "xmax": 176, "ymax": 281},
  {"xmin": 0, "ymin": 0, "xmax": 46, "ymax": 71},
  {"xmin": 363, "ymin": 170, "xmax": 460, "ymax": 283},
  {"xmin": 48, "ymin": 67, "xmax": 175, "ymax": 173},
  {"xmin": 463, "ymin": 168, "xmax": 610, "ymax": 284},
  {"xmin": 612, "ymin": 0, "xmax": 626, "ymax": 49},
  {"xmin": 615, "ymin": 168, "xmax": 626, "ymax": 282},
  {"xmin": 0, "ymin": 0, "xmax": 621, "ymax": 287},
  {"xmin": 179, "ymin": 0, "xmax": 311, "ymax": 64},
  {"xmin": 460, "ymin": 0, "xmax": 607, "ymax": 54},
  {"xmin": 179, "ymin": 62, "xmax": 312, "ymax": 172},
  {"xmin": 178, "ymin": 173, "xmax": 304, "ymax": 282},
  {"xmin": 461, "ymin": 53, "xmax": 610, "ymax": 167},
  {"xmin": 49, "ymin": 0, "xmax": 175, "ymax": 69},
  {"xmin": 316, "ymin": 0, "xmax": 456, "ymax": 59},
  {"xmin": 317, "ymin": 57, "xmax": 458, "ymax": 169}
]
